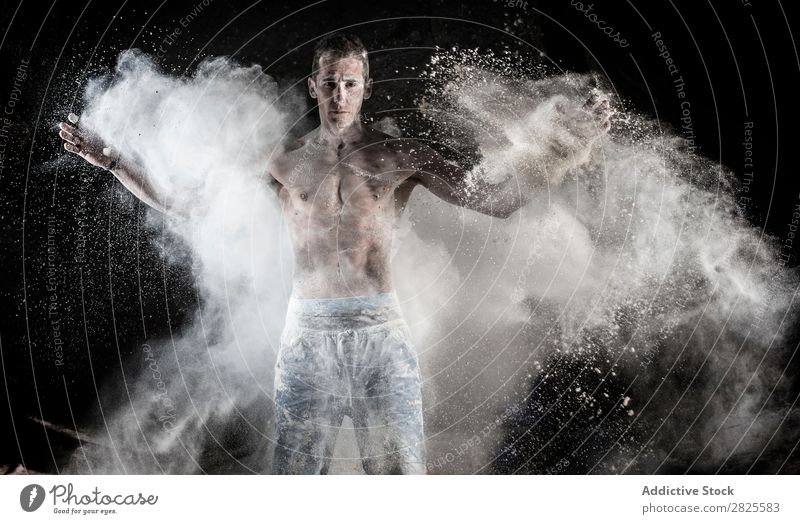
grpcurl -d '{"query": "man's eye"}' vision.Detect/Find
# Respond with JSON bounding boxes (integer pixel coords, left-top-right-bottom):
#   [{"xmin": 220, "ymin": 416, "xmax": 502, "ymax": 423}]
[{"xmin": 324, "ymin": 82, "xmax": 336, "ymax": 89}]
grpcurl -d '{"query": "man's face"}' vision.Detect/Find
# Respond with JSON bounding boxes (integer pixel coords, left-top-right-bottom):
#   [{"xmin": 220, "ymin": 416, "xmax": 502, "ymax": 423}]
[{"xmin": 309, "ymin": 53, "xmax": 371, "ymax": 130}]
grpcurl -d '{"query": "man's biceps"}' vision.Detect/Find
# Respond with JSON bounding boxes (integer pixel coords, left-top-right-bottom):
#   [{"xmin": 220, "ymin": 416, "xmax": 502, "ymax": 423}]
[
  {"xmin": 266, "ymin": 171, "xmax": 282, "ymax": 185},
  {"xmin": 265, "ymin": 173, "xmax": 284, "ymax": 195},
  {"xmin": 412, "ymin": 170, "xmax": 449, "ymax": 194},
  {"xmin": 418, "ymin": 174, "xmax": 463, "ymax": 202},
  {"xmin": 416, "ymin": 160, "xmax": 456, "ymax": 182}
]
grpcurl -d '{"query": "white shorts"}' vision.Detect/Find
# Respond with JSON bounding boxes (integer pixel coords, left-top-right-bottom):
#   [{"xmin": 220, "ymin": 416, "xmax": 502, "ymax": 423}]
[{"xmin": 272, "ymin": 292, "xmax": 426, "ymax": 474}]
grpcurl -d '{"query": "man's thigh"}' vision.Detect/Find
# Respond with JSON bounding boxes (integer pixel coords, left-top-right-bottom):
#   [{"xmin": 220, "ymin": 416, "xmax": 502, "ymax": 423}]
[
  {"xmin": 272, "ymin": 328, "xmax": 345, "ymax": 474},
  {"xmin": 351, "ymin": 323, "xmax": 426, "ymax": 474}
]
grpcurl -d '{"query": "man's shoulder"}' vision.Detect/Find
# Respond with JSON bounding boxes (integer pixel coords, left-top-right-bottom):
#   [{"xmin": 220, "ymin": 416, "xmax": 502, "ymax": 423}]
[
  {"xmin": 279, "ymin": 133, "xmax": 313, "ymax": 154},
  {"xmin": 268, "ymin": 133, "xmax": 314, "ymax": 169}
]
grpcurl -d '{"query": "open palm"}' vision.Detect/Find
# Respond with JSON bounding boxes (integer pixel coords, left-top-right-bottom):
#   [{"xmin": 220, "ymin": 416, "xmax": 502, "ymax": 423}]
[{"xmin": 58, "ymin": 121, "xmax": 116, "ymax": 170}]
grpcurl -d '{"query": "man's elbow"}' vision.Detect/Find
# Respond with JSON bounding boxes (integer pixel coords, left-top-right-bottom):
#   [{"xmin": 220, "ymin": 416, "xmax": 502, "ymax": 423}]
[
  {"xmin": 486, "ymin": 206, "xmax": 514, "ymax": 219},
  {"xmin": 491, "ymin": 198, "xmax": 521, "ymax": 219}
]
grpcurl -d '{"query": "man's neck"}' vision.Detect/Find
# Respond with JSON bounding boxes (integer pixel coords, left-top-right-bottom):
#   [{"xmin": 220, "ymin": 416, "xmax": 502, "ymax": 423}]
[{"xmin": 316, "ymin": 117, "xmax": 364, "ymax": 147}]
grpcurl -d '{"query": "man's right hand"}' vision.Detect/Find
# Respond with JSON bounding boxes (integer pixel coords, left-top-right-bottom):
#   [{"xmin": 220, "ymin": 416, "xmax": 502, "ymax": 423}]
[
  {"xmin": 58, "ymin": 120, "xmax": 119, "ymax": 171},
  {"xmin": 59, "ymin": 118, "xmax": 188, "ymax": 217}
]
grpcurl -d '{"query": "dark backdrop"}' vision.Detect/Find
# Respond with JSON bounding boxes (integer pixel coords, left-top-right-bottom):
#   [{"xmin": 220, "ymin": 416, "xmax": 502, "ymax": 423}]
[{"xmin": 1, "ymin": 0, "xmax": 798, "ymax": 473}]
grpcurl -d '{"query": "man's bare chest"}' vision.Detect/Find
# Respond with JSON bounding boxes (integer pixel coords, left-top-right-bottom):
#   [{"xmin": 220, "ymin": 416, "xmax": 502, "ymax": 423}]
[{"xmin": 277, "ymin": 152, "xmax": 411, "ymax": 206}]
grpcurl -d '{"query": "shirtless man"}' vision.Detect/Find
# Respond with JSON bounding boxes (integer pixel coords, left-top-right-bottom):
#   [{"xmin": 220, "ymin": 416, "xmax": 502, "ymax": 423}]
[{"xmin": 58, "ymin": 33, "xmax": 611, "ymax": 474}]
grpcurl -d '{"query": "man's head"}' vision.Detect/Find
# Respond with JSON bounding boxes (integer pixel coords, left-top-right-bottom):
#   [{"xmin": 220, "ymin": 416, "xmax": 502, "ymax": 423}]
[{"xmin": 308, "ymin": 33, "xmax": 372, "ymax": 131}]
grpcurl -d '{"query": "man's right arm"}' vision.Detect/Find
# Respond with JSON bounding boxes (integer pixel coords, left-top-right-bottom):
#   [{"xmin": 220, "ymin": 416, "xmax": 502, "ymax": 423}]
[
  {"xmin": 265, "ymin": 143, "xmax": 287, "ymax": 199},
  {"xmin": 58, "ymin": 121, "xmax": 190, "ymax": 218},
  {"xmin": 266, "ymin": 172, "xmax": 284, "ymax": 198}
]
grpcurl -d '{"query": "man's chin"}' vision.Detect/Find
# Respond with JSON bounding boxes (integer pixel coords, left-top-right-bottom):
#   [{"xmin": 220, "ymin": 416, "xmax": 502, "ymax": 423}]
[{"xmin": 330, "ymin": 116, "xmax": 355, "ymax": 129}]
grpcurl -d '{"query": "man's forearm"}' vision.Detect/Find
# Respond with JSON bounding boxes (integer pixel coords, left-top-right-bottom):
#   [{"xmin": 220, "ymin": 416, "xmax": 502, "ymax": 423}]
[
  {"xmin": 476, "ymin": 140, "xmax": 595, "ymax": 218},
  {"xmin": 463, "ymin": 175, "xmax": 534, "ymax": 219},
  {"xmin": 109, "ymin": 162, "xmax": 187, "ymax": 218},
  {"xmin": 469, "ymin": 157, "xmax": 570, "ymax": 218}
]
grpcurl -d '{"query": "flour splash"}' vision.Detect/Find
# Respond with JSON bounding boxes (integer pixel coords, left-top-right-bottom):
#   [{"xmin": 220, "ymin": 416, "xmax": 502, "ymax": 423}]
[
  {"xmin": 397, "ymin": 50, "xmax": 798, "ymax": 473},
  {"xmin": 64, "ymin": 49, "xmax": 797, "ymax": 474},
  {"xmin": 66, "ymin": 50, "xmax": 298, "ymax": 473}
]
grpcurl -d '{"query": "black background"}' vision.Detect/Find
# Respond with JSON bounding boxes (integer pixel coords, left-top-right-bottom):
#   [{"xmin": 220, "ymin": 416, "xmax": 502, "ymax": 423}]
[{"xmin": 1, "ymin": 0, "xmax": 798, "ymax": 473}]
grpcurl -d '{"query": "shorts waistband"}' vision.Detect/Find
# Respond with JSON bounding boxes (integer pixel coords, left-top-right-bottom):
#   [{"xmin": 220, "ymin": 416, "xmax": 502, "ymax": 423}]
[
  {"xmin": 283, "ymin": 317, "xmax": 408, "ymax": 334},
  {"xmin": 285, "ymin": 292, "xmax": 404, "ymax": 331},
  {"xmin": 287, "ymin": 292, "xmax": 401, "ymax": 315}
]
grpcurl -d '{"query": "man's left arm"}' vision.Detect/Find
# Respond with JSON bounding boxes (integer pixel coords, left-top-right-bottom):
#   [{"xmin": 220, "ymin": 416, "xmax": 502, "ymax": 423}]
[{"xmin": 411, "ymin": 93, "xmax": 611, "ymax": 219}]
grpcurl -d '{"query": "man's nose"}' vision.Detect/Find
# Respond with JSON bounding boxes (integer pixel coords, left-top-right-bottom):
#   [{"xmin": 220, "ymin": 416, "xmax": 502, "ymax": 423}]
[{"xmin": 333, "ymin": 83, "xmax": 347, "ymax": 103}]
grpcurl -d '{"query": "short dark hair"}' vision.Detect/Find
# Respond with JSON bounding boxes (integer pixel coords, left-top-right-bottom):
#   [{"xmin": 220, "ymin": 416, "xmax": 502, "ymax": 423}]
[{"xmin": 310, "ymin": 33, "xmax": 369, "ymax": 79}]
